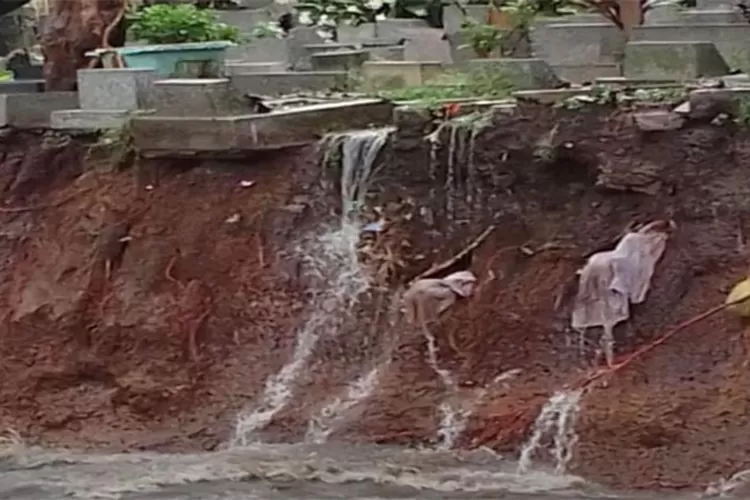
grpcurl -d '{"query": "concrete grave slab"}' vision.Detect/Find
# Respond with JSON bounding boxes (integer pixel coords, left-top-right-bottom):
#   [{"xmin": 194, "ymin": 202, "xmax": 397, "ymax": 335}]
[
  {"xmin": 361, "ymin": 61, "xmax": 446, "ymax": 88},
  {"xmin": 131, "ymin": 98, "xmax": 394, "ymax": 154},
  {"xmin": 624, "ymin": 41, "xmax": 730, "ymax": 81},
  {"xmin": 230, "ymin": 71, "xmax": 349, "ymax": 95},
  {"xmin": 311, "ymin": 50, "xmax": 369, "ymax": 72},
  {"xmin": 151, "ymin": 79, "xmax": 245, "ymax": 117},
  {"xmin": 0, "ymin": 92, "xmax": 79, "ymax": 128},
  {"xmin": 287, "ymin": 27, "xmax": 327, "ymax": 70},
  {"xmin": 468, "ymin": 58, "xmax": 563, "ymax": 90},
  {"xmin": 631, "ymin": 24, "xmax": 750, "ymax": 72},
  {"xmin": 77, "ymin": 68, "xmax": 158, "ymax": 111}
]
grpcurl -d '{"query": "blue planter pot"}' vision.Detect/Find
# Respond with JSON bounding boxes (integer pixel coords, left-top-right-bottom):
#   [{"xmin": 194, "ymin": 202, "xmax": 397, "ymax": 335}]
[{"xmin": 114, "ymin": 41, "xmax": 235, "ymax": 78}]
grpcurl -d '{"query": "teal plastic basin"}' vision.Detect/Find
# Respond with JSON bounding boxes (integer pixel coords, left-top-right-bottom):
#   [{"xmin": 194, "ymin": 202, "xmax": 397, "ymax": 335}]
[{"xmin": 114, "ymin": 41, "xmax": 234, "ymax": 77}]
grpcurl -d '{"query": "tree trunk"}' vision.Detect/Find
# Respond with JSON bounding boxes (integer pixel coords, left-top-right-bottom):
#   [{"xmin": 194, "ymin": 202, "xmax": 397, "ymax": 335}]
[{"xmin": 41, "ymin": 0, "xmax": 126, "ymax": 91}]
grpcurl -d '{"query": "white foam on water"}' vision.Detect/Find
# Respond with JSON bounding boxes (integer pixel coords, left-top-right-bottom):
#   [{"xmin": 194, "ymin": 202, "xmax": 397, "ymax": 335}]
[
  {"xmin": 306, "ymin": 363, "xmax": 384, "ymax": 444},
  {"xmin": 231, "ymin": 128, "xmax": 391, "ymax": 446},
  {"xmin": 517, "ymin": 389, "xmax": 583, "ymax": 475}
]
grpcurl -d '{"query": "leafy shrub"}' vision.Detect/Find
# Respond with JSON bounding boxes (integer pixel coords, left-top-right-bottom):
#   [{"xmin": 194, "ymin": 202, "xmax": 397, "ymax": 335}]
[
  {"xmin": 129, "ymin": 4, "xmax": 242, "ymax": 45},
  {"xmin": 296, "ymin": 0, "xmax": 391, "ymax": 40}
]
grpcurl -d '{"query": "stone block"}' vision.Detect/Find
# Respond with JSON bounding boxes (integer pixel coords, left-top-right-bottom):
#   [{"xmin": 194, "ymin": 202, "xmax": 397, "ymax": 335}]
[
  {"xmin": 531, "ymin": 22, "xmax": 624, "ymax": 65},
  {"xmin": 361, "ymin": 61, "xmax": 446, "ymax": 88},
  {"xmin": 50, "ymin": 109, "xmax": 153, "ymax": 130},
  {"xmin": 226, "ymin": 61, "xmax": 287, "ymax": 74},
  {"xmin": 633, "ymin": 110, "xmax": 685, "ymax": 131},
  {"xmin": 130, "ymin": 98, "xmax": 394, "ymax": 153},
  {"xmin": 151, "ymin": 79, "xmax": 243, "ymax": 117},
  {"xmin": 77, "ymin": 68, "xmax": 158, "ymax": 111},
  {"xmin": 631, "ymin": 24, "xmax": 750, "ymax": 72},
  {"xmin": 468, "ymin": 58, "xmax": 562, "ymax": 90},
  {"xmin": 624, "ymin": 41, "xmax": 730, "ymax": 81},
  {"xmin": 310, "ymin": 50, "xmax": 370, "ymax": 72},
  {"xmin": 230, "ymin": 71, "xmax": 349, "ymax": 96},
  {"xmin": 0, "ymin": 92, "xmax": 79, "ymax": 128},
  {"xmin": 687, "ymin": 87, "xmax": 750, "ymax": 120},
  {"xmin": 226, "ymin": 38, "xmax": 289, "ymax": 63}
]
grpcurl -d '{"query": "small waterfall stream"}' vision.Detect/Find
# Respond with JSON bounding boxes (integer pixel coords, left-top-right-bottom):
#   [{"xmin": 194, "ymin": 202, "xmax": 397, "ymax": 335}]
[
  {"xmin": 231, "ymin": 128, "xmax": 392, "ymax": 446},
  {"xmin": 517, "ymin": 389, "xmax": 584, "ymax": 475}
]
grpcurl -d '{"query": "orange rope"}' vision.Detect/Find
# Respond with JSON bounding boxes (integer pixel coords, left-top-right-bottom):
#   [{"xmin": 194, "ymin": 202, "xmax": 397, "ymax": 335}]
[{"xmin": 475, "ymin": 297, "xmax": 745, "ymax": 449}]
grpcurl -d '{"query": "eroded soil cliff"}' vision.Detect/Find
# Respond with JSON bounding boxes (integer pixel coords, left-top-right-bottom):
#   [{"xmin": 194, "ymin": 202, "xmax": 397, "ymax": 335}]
[{"xmin": 1, "ymin": 103, "xmax": 750, "ymax": 490}]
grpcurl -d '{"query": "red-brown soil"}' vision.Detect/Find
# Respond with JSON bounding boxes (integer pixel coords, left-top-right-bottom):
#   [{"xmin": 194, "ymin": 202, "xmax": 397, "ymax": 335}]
[{"xmin": 2, "ymin": 104, "xmax": 750, "ymax": 491}]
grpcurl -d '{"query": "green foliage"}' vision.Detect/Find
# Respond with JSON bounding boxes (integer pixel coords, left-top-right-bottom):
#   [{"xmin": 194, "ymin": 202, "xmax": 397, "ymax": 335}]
[
  {"xmin": 456, "ymin": 0, "xmax": 537, "ymax": 57},
  {"xmin": 372, "ymin": 68, "xmax": 516, "ymax": 107},
  {"xmin": 296, "ymin": 0, "xmax": 391, "ymax": 40},
  {"xmin": 459, "ymin": 19, "xmax": 503, "ymax": 57},
  {"xmin": 129, "ymin": 4, "xmax": 242, "ymax": 45}
]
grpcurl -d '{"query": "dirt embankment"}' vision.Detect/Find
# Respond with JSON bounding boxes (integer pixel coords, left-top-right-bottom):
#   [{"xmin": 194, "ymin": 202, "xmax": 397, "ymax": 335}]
[{"xmin": 1, "ymin": 104, "xmax": 750, "ymax": 490}]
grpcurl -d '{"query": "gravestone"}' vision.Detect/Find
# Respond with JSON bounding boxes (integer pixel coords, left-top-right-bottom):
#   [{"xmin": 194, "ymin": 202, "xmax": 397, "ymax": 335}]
[
  {"xmin": 624, "ymin": 41, "xmax": 730, "ymax": 80},
  {"xmin": 310, "ymin": 50, "xmax": 369, "ymax": 72}
]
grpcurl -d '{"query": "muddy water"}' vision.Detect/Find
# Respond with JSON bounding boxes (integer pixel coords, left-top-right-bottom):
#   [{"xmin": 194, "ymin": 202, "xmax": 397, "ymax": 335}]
[{"xmin": 0, "ymin": 444, "xmax": 690, "ymax": 499}]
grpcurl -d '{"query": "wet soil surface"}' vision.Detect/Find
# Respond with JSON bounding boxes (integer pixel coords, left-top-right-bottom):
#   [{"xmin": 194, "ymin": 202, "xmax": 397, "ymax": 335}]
[{"xmin": 1, "ymin": 105, "xmax": 750, "ymax": 493}]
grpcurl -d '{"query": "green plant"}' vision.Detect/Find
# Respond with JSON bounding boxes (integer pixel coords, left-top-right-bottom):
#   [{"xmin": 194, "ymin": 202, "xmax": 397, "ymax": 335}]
[
  {"xmin": 296, "ymin": 0, "xmax": 391, "ymax": 40},
  {"xmin": 129, "ymin": 4, "xmax": 242, "ymax": 45},
  {"xmin": 371, "ymin": 68, "xmax": 515, "ymax": 106},
  {"xmin": 455, "ymin": 0, "xmax": 536, "ymax": 57},
  {"xmin": 459, "ymin": 19, "xmax": 502, "ymax": 58}
]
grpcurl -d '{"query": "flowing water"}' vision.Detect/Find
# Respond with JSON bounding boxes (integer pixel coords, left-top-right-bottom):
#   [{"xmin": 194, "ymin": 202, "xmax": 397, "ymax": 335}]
[
  {"xmin": 0, "ymin": 443, "xmax": 694, "ymax": 499},
  {"xmin": 518, "ymin": 390, "xmax": 584, "ymax": 475},
  {"xmin": 233, "ymin": 128, "xmax": 392, "ymax": 446}
]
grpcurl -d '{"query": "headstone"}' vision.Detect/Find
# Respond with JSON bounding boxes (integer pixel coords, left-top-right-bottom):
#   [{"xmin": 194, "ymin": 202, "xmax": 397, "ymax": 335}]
[
  {"xmin": 624, "ymin": 41, "xmax": 730, "ymax": 80},
  {"xmin": 77, "ymin": 68, "xmax": 158, "ymax": 111}
]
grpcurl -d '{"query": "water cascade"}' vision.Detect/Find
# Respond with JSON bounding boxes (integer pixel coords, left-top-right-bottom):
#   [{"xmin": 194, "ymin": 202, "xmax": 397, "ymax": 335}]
[
  {"xmin": 231, "ymin": 128, "xmax": 392, "ymax": 446},
  {"xmin": 517, "ymin": 389, "xmax": 584, "ymax": 475},
  {"xmin": 425, "ymin": 112, "xmax": 491, "ymax": 223}
]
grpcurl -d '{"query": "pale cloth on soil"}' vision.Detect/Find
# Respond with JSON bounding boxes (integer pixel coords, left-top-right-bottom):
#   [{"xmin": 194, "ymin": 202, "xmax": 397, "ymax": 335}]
[
  {"xmin": 404, "ymin": 271, "xmax": 478, "ymax": 324},
  {"xmin": 572, "ymin": 221, "xmax": 670, "ymax": 333}
]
